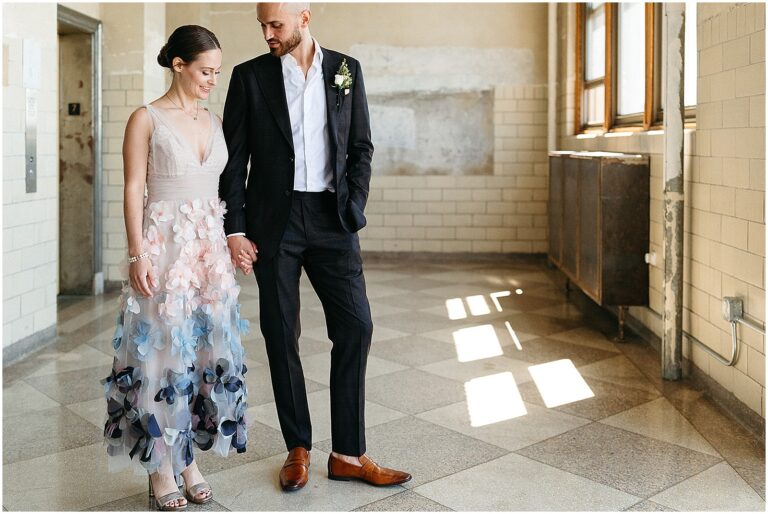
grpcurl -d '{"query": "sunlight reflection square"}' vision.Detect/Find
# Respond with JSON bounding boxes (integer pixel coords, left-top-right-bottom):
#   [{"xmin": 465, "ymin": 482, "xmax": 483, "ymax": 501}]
[
  {"xmin": 527, "ymin": 359, "xmax": 595, "ymax": 408},
  {"xmin": 465, "ymin": 372, "xmax": 527, "ymax": 427},
  {"xmin": 445, "ymin": 298, "xmax": 467, "ymax": 320},
  {"xmin": 453, "ymin": 324, "xmax": 503, "ymax": 362},
  {"xmin": 466, "ymin": 295, "xmax": 491, "ymax": 316}
]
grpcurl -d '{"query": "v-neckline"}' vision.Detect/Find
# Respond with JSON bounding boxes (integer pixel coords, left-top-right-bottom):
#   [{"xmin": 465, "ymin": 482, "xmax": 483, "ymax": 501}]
[{"xmin": 147, "ymin": 104, "xmax": 216, "ymax": 166}]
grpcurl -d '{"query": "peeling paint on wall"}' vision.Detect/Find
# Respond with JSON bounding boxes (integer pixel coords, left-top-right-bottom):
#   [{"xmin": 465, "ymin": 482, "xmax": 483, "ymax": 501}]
[
  {"xmin": 353, "ymin": 45, "xmax": 531, "ymax": 176},
  {"xmin": 370, "ymin": 90, "xmax": 493, "ymax": 176}
]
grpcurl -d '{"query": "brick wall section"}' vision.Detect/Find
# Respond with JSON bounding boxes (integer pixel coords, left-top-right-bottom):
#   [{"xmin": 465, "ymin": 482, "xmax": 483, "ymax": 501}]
[
  {"xmin": 557, "ymin": 3, "xmax": 766, "ymax": 416},
  {"xmin": 3, "ymin": 4, "xmax": 59, "ymax": 348},
  {"xmin": 359, "ymin": 84, "xmax": 550, "ymax": 254}
]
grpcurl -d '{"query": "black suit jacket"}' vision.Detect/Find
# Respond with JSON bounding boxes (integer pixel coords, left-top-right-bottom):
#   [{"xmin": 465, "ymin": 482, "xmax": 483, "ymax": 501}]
[{"xmin": 218, "ymin": 48, "xmax": 373, "ymax": 260}]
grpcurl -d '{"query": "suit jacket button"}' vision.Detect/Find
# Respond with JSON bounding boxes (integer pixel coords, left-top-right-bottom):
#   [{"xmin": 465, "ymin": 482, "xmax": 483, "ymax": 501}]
[
  {"xmin": 284, "ymin": 190, "xmax": 291, "ymax": 197},
  {"xmin": 289, "ymin": 157, "xmax": 294, "ymax": 162}
]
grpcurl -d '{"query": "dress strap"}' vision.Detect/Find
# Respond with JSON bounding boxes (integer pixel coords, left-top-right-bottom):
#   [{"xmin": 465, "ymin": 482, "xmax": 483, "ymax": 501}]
[{"xmin": 142, "ymin": 104, "xmax": 158, "ymax": 132}]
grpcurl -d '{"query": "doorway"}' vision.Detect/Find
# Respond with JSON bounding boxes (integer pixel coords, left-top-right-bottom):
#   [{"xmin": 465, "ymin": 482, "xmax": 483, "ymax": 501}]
[{"xmin": 57, "ymin": 5, "xmax": 102, "ymax": 295}]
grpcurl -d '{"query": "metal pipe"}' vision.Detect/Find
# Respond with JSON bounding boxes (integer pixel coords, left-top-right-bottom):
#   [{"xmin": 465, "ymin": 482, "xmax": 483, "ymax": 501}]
[
  {"xmin": 684, "ymin": 325, "xmax": 739, "ymax": 367},
  {"xmin": 661, "ymin": 4, "xmax": 686, "ymax": 380},
  {"xmin": 645, "ymin": 308, "xmax": 740, "ymax": 367},
  {"xmin": 736, "ymin": 317, "xmax": 767, "ymax": 336}
]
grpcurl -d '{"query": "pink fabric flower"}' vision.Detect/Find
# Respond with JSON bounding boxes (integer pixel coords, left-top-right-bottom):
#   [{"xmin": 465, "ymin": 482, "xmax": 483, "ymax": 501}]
[
  {"xmin": 173, "ymin": 219, "xmax": 197, "ymax": 243},
  {"xmin": 149, "ymin": 202, "xmax": 175, "ymax": 225},
  {"xmin": 180, "ymin": 198, "xmax": 205, "ymax": 223},
  {"xmin": 144, "ymin": 225, "xmax": 166, "ymax": 256}
]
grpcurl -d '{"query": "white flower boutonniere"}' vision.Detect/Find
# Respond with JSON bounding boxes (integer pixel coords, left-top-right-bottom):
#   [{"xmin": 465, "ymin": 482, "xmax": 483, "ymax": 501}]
[{"xmin": 334, "ymin": 58, "xmax": 352, "ymax": 110}]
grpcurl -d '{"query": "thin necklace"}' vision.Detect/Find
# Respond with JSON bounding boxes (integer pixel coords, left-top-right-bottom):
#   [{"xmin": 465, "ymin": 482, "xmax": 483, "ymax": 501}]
[{"xmin": 165, "ymin": 92, "xmax": 199, "ymax": 121}]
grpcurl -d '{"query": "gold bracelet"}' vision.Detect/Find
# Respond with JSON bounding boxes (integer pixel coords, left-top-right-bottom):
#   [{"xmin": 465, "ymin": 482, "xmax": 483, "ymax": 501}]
[{"xmin": 127, "ymin": 252, "xmax": 149, "ymax": 264}]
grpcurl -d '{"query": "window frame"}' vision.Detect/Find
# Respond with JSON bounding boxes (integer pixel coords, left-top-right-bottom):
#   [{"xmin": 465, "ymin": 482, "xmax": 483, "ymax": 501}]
[{"xmin": 574, "ymin": 2, "xmax": 696, "ymax": 135}]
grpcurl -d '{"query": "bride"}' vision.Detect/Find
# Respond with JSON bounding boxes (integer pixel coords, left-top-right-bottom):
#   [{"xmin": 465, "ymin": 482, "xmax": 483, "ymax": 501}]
[{"xmin": 102, "ymin": 25, "xmax": 252, "ymax": 511}]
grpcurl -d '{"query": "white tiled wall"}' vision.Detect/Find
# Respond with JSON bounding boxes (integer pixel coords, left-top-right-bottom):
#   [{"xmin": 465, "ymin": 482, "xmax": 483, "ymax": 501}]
[{"xmin": 3, "ymin": 3, "xmax": 59, "ymax": 348}]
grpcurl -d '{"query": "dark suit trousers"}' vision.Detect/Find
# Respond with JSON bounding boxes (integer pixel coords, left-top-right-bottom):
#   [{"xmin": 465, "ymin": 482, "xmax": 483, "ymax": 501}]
[{"xmin": 255, "ymin": 191, "xmax": 373, "ymax": 457}]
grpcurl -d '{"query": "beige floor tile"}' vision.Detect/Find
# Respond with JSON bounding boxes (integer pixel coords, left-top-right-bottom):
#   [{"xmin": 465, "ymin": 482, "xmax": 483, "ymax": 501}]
[
  {"xmin": 247, "ymin": 388, "xmax": 407, "ymax": 444},
  {"xmin": 548, "ymin": 326, "xmax": 622, "ymax": 353},
  {"xmin": 65, "ymin": 397, "xmax": 106, "ymax": 429},
  {"xmin": 2, "ymin": 380, "xmax": 60, "ymax": 416},
  {"xmin": 418, "ymin": 355, "xmax": 537, "ymax": 385},
  {"xmin": 649, "ymin": 462, "xmax": 765, "ymax": 511},
  {"xmin": 2, "ymin": 443, "xmax": 147, "ymax": 511},
  {"xmin": 417, "ymin": 399, "xmax": 591, "ymax": 451},
  {"xmin": 205, "ymin": 449, "xmax": 402, "ymax": 511},
  {"xmin": 29, "ymin": 344, "xmax": 114, "ymax": 378},
  {"xmin": 578, "ymin": 354, "xmax": 660, "ymax": 393},
  {"xmin": 601, "ymin": 397, "xmax": 720, "ymax": 456},
  {"xmin": 414, "ymin": 452, "xmax": 641, "ymax": 511},
  {"xmin": 366, "ymin": 369, "xmax": 467, "ymax": 415}
]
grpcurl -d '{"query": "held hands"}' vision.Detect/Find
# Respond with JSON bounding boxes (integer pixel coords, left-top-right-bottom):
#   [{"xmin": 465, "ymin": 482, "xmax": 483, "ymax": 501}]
[
  {"xmin": 129, "ymin": 258, "xmax": 157, "ymax": 297},
  {"xmin": 227, "ymin": 235, "xmax": 258, "ymax": 275}
]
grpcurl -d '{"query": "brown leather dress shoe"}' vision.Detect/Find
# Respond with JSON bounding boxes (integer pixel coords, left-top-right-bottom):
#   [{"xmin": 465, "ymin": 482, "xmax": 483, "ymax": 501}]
[
  {"xmin": 327, "ymin": 453, "xmax": 411, "ymax": 486},
  {"xmin": 279, "ymin": 447, "xmax": 310, "ymax": 491}
]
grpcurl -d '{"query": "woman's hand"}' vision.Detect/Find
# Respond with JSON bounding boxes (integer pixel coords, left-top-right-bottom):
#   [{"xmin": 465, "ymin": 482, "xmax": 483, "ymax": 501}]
[{"xmin": 129, "ymin": 258, "xmax": 157, "ymax": 297}]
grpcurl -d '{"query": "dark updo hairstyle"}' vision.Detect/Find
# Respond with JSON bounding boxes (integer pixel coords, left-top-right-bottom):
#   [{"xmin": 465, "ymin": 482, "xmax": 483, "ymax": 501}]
[{"xmin": 157, "ymin": 25, "xmax": 221, "ymax": 69}]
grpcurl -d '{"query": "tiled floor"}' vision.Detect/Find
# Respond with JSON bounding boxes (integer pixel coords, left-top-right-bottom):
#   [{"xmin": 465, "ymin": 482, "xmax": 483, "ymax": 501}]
[{"xmin": 3, "ymin": 257, "xmax": 765, "ymax": 511}]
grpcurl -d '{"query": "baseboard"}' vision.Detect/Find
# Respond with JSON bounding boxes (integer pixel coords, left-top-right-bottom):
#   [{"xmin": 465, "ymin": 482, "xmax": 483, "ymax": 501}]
[
  {"xmin": 3, "ymin": 325, "xmax": 57, "ymax": 367},
  {"xmin": 621, "ymin": 308, "xmax": 766, "ymax": 443}
]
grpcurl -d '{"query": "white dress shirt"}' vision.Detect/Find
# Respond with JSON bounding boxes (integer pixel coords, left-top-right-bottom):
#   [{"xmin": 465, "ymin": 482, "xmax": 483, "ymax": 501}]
[
  {"xmin": 282, "ymin": 39, "xmax": 333, "ymax": 193},
  {"xmin": 228, "ymin": 39, "xmax": 333, "ymax": 239}
]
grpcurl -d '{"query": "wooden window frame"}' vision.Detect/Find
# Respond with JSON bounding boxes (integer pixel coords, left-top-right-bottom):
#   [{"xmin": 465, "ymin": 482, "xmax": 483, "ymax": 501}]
[{"xmin": 575, "ymin": 2, "xmax": 695, "ymax": 135}]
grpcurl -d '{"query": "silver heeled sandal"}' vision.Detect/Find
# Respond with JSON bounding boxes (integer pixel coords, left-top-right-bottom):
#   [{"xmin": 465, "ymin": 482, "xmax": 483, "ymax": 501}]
[{"xmin": 148, "ymin": 474, "xmax": 187, "ymax": 511}]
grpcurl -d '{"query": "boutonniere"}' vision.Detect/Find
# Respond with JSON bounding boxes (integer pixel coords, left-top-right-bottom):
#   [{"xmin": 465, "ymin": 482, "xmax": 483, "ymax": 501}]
[{"xmin": 333, "ymin": 58, "xmax": 352, "ymax": 111}]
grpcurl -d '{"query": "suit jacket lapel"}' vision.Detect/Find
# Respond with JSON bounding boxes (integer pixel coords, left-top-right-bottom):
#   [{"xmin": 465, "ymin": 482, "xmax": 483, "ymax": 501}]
[
  {"xmin": 254, "ymin": 55, "xmax": 294, "ymax": 150},
  {"xmin": 322, "ymin": 48, "xmax": 341, "ymax": 151}
]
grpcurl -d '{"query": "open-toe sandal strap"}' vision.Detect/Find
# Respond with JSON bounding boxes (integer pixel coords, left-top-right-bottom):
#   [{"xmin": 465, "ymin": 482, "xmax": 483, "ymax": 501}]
[
  {"xmin": 187, "ymin": 481, "xmax": 212, "ymax": 497},
  {"xmin": 156, "ymin": 490, "xmax": 185, "ymax": 507}
]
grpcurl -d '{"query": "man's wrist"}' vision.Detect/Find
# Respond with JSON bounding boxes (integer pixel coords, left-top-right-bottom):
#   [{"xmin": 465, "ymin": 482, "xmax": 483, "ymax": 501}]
[{"xmin": 227, "ymin": 232, "xmax": 246, "ymax": 238}]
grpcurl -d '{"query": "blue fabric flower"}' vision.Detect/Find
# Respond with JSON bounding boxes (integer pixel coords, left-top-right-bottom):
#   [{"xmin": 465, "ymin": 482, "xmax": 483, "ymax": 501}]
[
  {"xmin": 154, "ymin": 368, "xmax": 194, "ymax": 405},
  {"xmin": 192, "ymin": 394, "xmax": 218, "ymax": 451},
  {"xmin": 171, "ymin": 319, "xmax": 198, "ymax": 367},
  {"xmin": 193, "ymin": 309, "xmax": 214, "ymax": 351},
  {"xmin": 128, "ymin": 412, "xmax": 162, "ymax": 465},
  {"xmin": 233, "ymin": 304, "xmax": 250, "ymax": 336},
  {"xmin": 130, "ymin": 320, "xmax": 163, "ymax": 362},
  {"xmin": 203, "ymin": 358, "xmax": 243, "ymax": 399},
  {"xmin": 220, "ymin": 396, "xmax": 248, "ymax": 453}
]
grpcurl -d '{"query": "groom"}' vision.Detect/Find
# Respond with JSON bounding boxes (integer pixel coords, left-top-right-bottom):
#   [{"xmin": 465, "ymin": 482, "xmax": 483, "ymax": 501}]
[{"xmin": 219, "ymin": 2, "xmax": 411, "ymax": 491}]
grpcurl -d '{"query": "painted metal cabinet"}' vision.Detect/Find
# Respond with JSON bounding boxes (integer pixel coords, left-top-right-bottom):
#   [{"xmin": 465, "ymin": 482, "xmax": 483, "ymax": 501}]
[{"xmin": 548, "ymin": 151, "xmax": 650, "ymax": 308}]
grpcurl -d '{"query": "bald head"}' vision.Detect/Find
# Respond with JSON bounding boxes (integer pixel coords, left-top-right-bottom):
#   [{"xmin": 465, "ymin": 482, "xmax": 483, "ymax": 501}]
[
  {"xmin": 257, "ymin": 3, "xmax": 310, "ymax": 17},
  {"xmin": 281, "ymin": 2, "xmax": 309, "ymax": 14}
]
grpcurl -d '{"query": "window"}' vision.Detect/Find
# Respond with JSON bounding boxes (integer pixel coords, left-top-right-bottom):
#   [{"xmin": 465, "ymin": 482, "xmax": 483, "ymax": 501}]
[{"xmin": 575, "ymin": 2, "xmax": 697, "ymax": 134}]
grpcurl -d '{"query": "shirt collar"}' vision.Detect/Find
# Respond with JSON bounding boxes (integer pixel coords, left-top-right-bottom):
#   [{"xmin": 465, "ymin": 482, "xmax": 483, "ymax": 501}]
[{"xmin": 280, "ymin": 37, "xmax": 323, "ymax": 70}]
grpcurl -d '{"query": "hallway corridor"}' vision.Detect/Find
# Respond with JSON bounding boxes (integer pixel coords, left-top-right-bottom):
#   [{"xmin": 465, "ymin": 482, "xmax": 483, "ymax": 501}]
[{"xmin": 2, "ymin": 258, "xmax": 765, "ymax": 511}]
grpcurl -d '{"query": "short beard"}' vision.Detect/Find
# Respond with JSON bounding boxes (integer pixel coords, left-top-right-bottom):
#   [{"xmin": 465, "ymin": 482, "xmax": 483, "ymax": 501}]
[{"xmin": 270, "ymin": 27, "xmax": 302, "ymax": 57}]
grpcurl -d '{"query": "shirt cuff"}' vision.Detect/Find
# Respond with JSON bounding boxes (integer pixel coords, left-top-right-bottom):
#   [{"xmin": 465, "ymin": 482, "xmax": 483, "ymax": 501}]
[{"xmin": 226, "ymin": 232, "xmax": 246, "ymax": 238}]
